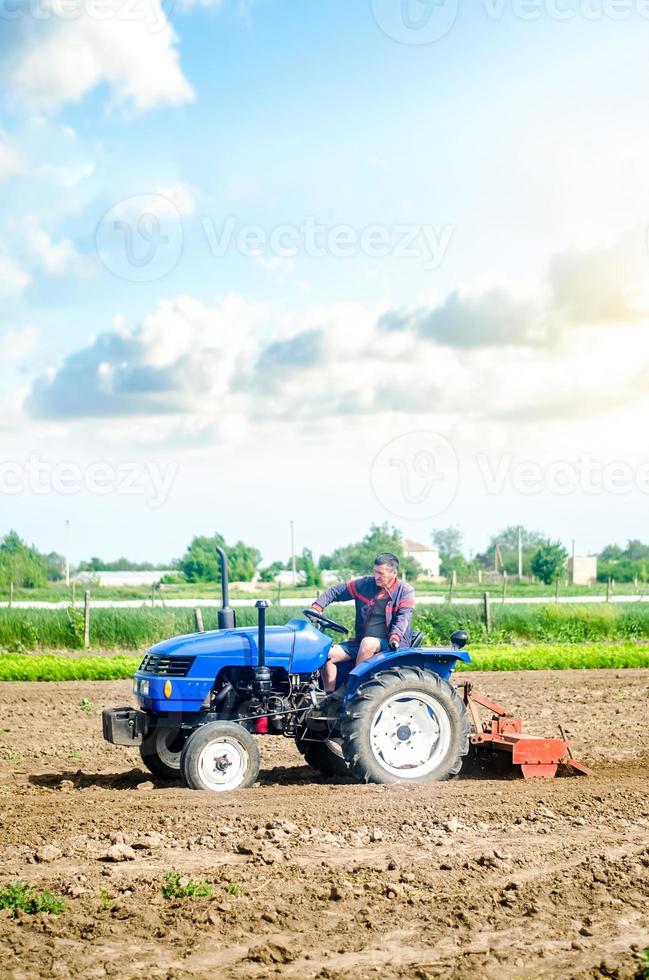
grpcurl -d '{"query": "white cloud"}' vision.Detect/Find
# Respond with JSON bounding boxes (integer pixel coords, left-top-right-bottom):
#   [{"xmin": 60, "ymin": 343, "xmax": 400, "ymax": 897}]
[
  {"xmin": 155, "ymin": 184, "xmax": 196, "ymax": 216},
  {"xmin": 0, "ymin": 252, "xmax": 31, "ymax": 300},
  {"xmin": 0, "ymin": 326, "xmax": 39, "ymax": 362},
  {"xmin": 25, "ymin": 221, "xmax": 83, "ymax": 277},
  {"xmin": 4, "ymin": 1, "xmax": 194, "ymax": 113},
  {"xmin": 0, "ymin": 142, "xmax": 22, "ymax": 181}
]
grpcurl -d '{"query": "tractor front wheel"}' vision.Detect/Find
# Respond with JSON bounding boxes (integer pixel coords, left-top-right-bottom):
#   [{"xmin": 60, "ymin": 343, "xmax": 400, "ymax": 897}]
[
  {"xmin": 139, "ymin": 725, "xmax": 187, "ymax": 780},
  {"xmin": 340, "ymin": 667, "xmax": 470, "ymax": 784},
  {"xmin": 180, "ymin": 722, "xmax": 260, "ymax": 792}
]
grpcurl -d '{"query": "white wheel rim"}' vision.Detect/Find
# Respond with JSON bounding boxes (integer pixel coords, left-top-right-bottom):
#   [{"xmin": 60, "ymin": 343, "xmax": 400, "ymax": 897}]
[
  {"xmin": 197, "ymin": 737, "xmax": 249, "ymax": 791},
  {"xmin": 370, "ymin": 689, "xmax": 452, "ymax": 779},
  {"xmin": 156, "ymin": 729, "xmax": 182, "ymax": 770}
]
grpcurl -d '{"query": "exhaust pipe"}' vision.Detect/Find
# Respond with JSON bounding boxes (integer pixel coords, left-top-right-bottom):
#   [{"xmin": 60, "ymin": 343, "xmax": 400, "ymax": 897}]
[{"xmin": 216, "ymin": 546, "xmax": 236, "ymax": 630}]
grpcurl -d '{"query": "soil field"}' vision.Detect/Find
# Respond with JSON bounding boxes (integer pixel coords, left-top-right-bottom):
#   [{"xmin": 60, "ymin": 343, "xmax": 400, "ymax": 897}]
[{"xmin": 0, "ymin": 670, "xmax": 648, "ymax": 980}]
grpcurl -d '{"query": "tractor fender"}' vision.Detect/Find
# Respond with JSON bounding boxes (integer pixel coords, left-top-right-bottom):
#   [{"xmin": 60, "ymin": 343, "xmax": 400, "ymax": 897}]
[{"xmin": 344, "ymin": 648, "xmax": 471, "ymax": 701}]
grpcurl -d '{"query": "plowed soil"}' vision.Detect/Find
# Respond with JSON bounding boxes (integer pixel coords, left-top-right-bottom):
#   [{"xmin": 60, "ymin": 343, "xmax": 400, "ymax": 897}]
[{"xmin": 0, "ymin": 669, "xmax": 648, "ymax": 979}]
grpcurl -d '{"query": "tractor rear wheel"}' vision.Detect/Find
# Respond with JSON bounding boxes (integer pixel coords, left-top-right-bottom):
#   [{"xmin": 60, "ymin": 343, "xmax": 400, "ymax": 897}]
[
  {"xmin": 139, "ymin": 724, "xmax": 187, "ymax": 780},
  {"xmin": 340, "ymin": 667, "xmax": 470, "ymax": 784},
  {"xmin": 295, "ymin": 733, "xmax": 349, "ymax": 777},
  {"xmin": 180, "ymin": 722, "xmax": 260, "ymax": 792}
]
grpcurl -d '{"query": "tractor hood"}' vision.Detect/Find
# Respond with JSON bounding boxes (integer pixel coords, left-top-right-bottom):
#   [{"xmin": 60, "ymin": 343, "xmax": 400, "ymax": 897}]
[{"xmin": 133, "ymin": 618, "xmax": 333, "ymax": 712}]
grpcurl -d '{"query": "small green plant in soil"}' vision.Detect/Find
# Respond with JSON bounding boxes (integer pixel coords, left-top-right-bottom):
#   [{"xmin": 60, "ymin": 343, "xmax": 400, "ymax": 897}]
[
  {"xmin": 635, "ymin": 948, "xmax": 649, "ymax": 979},
  {"xmin": 78, "ymin": 698, "xmax": 94, "ymax": 713},
  {"xmin": 0, "ymin": 880, "xmax": 65, "ymax": 916},
  {"xmin": 162, "ymin": 872, "xmax": 212, "ymax": 899},
  {"xmin": 98, "ymin": 889, "xmax": 113, "ymax": 911},
  {"xmin": 2, "ymin": 751, "xmax": 22, "ymax": 761},
  {"xmin": 226, "ymin": 880, "xmax": 242, "ymax": 896}
]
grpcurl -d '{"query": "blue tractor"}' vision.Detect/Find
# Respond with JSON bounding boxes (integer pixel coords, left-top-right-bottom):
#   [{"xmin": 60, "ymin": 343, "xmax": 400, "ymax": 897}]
[{"xmin": 103, "ymin": 548, "xmax": 475, "ymax": 791}]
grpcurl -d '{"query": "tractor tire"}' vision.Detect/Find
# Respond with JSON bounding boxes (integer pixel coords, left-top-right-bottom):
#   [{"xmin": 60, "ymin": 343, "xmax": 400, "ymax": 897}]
[
  {"xmin": 139, "ymin": 725, "xmax": 188, "ymax": 780},
  {"xmin": 340, "ymin": 667, "xmax": 470, "ymax": 785},
  {"xmin": 180, "ymin": 722, "xmax": 260, "ymax": 793},
  {"xmin": 295, "ymin": 733, "xmax": 349, "ymax": 777}
]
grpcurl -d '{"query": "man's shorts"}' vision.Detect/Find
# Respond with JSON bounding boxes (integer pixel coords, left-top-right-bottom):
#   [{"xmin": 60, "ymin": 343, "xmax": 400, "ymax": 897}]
[{"xmin": 337, "ymin": 638, "xmax": 390, "ymax": 661}]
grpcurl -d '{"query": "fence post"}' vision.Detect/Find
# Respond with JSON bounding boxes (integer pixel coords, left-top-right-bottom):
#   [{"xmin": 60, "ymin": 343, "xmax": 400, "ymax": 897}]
[
  {"xmin": 72, "ymin": 582, "xmax": 76, "ymax": 604},
  {"xmin": 502, "ymin": 571, "xmax": 507, "ymax": 604},
  {"xmin": 483, "ymin": 592, "xmax": 492, "ymax": 634},
  {"xmin": 555, "ymin": 577, "xmax": 560, "ymax": 603},
  {"xmin": 83, "ymin": 591, "xmax": 91, "ymax": 649},
  {"xmin": 478, "ymin": 568, "xmax": 482, "ymax": 585},
  {"xmin": 447, "ymin": 577, "xmax": 454, "ymax": 604},
  {"xmin": 194, "ymin": 608, "xmax": 204, "ymax": 633},
  {"xmin": 606, "ymin": 578, "xmax": 612, "ymax": 603},
  {"xmin": 8, "ymin": 582, "xmax": 13, "ymax": 609}
]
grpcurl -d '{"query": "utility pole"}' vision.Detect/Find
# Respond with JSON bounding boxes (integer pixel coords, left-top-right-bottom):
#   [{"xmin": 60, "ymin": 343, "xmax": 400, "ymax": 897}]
[
  {"xmin": 65, "ymin": 519, "xmax": 70, "ymax": 587},
  {"xmin": 571, "ymin": 538, "xmax": 576, "ymax": 585},
  {"xmin": 290, "ymin": 520, "xmax": 297, "ymax": 586},
  {"xmin": 518, "ymin": 526, "xmax": 523, "ymax": 581}
]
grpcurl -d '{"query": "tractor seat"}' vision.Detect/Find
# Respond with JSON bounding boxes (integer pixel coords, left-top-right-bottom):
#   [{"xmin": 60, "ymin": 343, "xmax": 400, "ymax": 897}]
[{"xmin": 410, "ymin": 631, "xmax": 424, "ymax": 649}]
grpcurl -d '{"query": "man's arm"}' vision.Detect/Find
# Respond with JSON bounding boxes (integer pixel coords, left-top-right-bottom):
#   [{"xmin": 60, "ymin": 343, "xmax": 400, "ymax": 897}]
[
  {"xmin": 388, "ymin": 584, "xmax": 416, "ymax": 648},
  {"xmin": 312, "ymin": 580, "xmax": 354, "ymax": 612}
]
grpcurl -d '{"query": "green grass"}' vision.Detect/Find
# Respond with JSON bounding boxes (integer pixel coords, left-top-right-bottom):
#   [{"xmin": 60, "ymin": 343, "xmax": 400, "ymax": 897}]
[
  {"xmin": 161, "ymin": 873, "xmax": 212, "ymax": 899},
  {"xmin": 5, "ymin": 602, "xmax": 649, "ymax": 653},
  {"xmin": 0, "ymin": 880, "xmax": 65, "ymax": 916},
  {"xmin": 1, "ymin": 643, "xmax": 648, "ymax": 682},
  {"xmin": 6, "ymin": 579, "xmax": 649, "ymax": 603}
]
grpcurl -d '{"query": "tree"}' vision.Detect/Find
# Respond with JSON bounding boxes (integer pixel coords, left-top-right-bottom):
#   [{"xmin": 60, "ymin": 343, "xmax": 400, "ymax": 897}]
[
  {"xmin": 324, "ymin": 523, "xmax": 422, "ymax": 580},
  {"xmin": 0, "ymin": 531, "xmax": 48, "ymax": 588},
  {"xmin": 296, "ymin": 548, "xmax": 322, "ymax": 589},
  {"xmin": 599, "ymin": 543, "xmax": 623, "ymax": 561},
  {"xmin": 258, "ymin": 561, "xmax": 286, "ymax": 583},
  {"xmin": 477, "ymin": 525, "xmax": 546, "ymax": 575},
  {"xmin": 178, "ymin": 533, "xmax": 262, "ymax": 583},
  {"xmin": 432, "ymin": 526, "xmax": 463, "ymax": 561},
  {"xmin": 531, "ymin": 540, "xmax": 569, "ymax": 585},
  {"xmin": 624, "ymin": 539, "xmax": 649, "ymax": 561}
]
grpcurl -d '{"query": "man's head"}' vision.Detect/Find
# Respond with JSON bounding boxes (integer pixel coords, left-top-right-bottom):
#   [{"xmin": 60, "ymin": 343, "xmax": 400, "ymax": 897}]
[{"xmin": 373, "ymin": 552, "xmax": 399, "ymax": 588}]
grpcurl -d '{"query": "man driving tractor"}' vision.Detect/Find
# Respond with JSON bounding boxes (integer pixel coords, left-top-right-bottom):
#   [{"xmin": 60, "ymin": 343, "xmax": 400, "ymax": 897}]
[{"xmin": 311, "ymin": 552, "xmax": 415, "ymax": 693}]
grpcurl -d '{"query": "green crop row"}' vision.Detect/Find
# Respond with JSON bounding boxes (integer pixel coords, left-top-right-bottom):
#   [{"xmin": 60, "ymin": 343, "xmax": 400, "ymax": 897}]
[{"xmin": 1, "ymin": 643, "xmax": 648, "ymax": 681}]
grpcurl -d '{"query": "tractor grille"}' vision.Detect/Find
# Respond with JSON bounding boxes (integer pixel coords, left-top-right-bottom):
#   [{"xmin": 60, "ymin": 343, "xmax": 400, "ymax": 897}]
[{"xmin": 138, "ymin": 654, "xmax": 195, "ymax": 677}]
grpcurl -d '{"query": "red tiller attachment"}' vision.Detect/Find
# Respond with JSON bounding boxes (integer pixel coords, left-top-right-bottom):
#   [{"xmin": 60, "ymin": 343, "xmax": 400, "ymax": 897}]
[{"xmin": 460, "ymin": 682, "xmax": 592, "ymax": 779}]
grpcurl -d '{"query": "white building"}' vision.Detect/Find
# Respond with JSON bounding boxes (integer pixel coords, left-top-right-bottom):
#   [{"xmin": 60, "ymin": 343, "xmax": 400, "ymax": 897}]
[
  {"xmin": 568, "ymin": 555, "xmax": 598, "ymax": 586},
  {"xmin": 403, "ymin": 540, "xmax": 441, "ymax": 578},
  {"xmin": 72, "ymin": 570, "xmax": 173, "ymax": 587}
]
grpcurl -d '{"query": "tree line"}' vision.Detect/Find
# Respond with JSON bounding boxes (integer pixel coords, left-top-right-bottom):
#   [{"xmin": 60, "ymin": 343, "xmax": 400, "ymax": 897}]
[{"xmin": 1, "ymin": 524, "xmax": 647, "ymax": 589}]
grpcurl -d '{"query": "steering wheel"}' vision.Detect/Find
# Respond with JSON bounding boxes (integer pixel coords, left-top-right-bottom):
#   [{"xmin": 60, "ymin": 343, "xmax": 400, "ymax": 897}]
[{"xmin": 303, "ymin": 608, "xmax": 349, "ymax": 636}]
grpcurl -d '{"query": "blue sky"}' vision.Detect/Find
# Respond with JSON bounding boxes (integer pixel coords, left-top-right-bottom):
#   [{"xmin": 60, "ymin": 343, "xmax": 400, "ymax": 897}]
[{"xmin": 1, "ymin": 0, "xmax": 649, "ymax": 566}]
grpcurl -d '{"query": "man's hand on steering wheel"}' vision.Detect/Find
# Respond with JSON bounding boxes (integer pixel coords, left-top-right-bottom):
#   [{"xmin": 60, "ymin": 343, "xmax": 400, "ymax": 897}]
[{"xmin": 303, "ymin": 607, "xmax": 349, "ymax": 636}]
